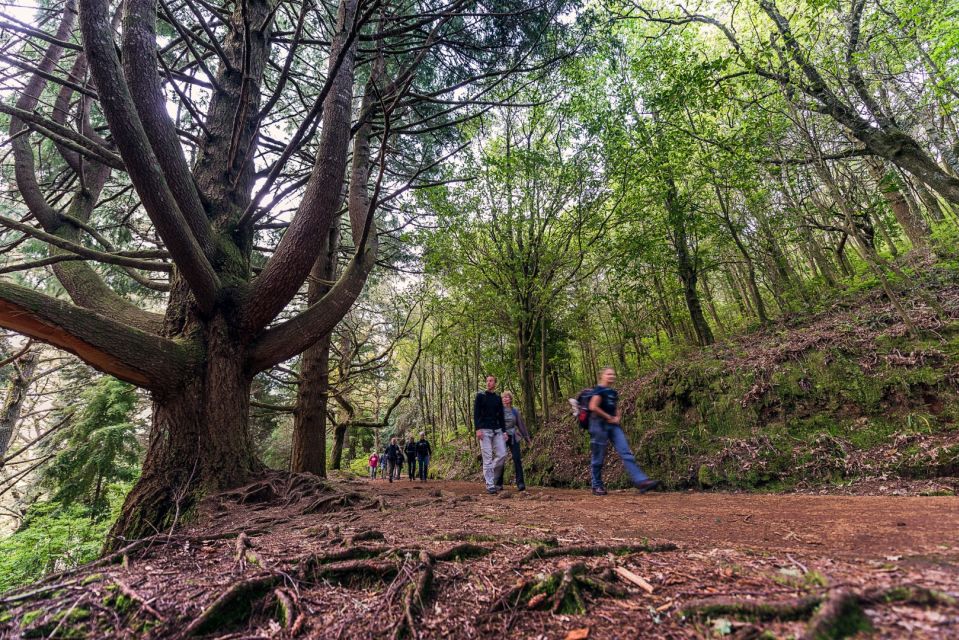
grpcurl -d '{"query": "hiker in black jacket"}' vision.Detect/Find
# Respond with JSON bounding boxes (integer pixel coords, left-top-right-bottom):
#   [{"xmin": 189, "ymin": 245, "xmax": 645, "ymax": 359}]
[
  {"xmin": 405, "ymin": 437, "xmax": 418, "ymax": 481},
  {"xmin": 474, "ymin": 375, "xmax": 508, "ymax": 494},
  {"xmin": 415, "ymin": 434, "xmax": 432, "ymax": 481},
  {"xmin": 385, "ymin": 437, "xmax": 402, "ymax": 484}
]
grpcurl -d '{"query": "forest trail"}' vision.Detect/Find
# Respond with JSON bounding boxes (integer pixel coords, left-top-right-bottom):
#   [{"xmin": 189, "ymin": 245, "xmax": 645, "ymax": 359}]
[
  {"xmin": 3, "ymin": 475, "xmax": 957, "ymax": 639},
  {"xmin": 366, "ymin": 479, "xmax": 959, "ymax": 559}
]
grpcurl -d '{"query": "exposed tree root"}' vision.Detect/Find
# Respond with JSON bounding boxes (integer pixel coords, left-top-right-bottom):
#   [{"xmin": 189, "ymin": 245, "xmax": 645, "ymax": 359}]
[
  {"xmin": 183, "ymin": 574, "xmax": 282, "ymax": 636},
  {"xmin": 490, "ymin": 563, "xmax": 625, "ymax": 615},
  {"xmin": 392, "ymin": 550, "xmax": 434, "ymax": 640},
  {"xmin": 681, "ymin": 595, "xmax": 824, "ymax": 621},
  {"xmin": 272, "ymin": 587, "xmax": 297, "ymax": 629},
  {"xmin": 802, "ymin": 589, "xmax": 870, "ymax": 640},
  {"xmin": 349, "ymin": 529, "xmax": 386, "ymax": 544},
  {"xmin": 307, "ymin": 559, "xmax": 401, "ymax": 585},
  {"xmin": 433, "ymin": 543, "xmax": 492, "ymax": 562},
  {"xmin": 218, "ymin": 472, "xmax": 365, "ymax": 516},
  {"xmin": 520, "ymin": 542, "xmax": 677, "ymax": 564},
  {"xmin": 682, "ymin": 585, "xmax": 956, "ymax": 640},
  {"xmin": 234, "ymin": 532, "xmax": 265, "ymax": 570},
  {"xmin": 301, "ymin": 491, "xmax": 365, "ymax": 515}
]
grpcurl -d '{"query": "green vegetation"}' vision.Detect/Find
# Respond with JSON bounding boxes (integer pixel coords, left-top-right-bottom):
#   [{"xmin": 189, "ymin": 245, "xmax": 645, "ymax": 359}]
[{"xmin": 0, "ymin": 484, "xmax": 128, "ymax": 592}]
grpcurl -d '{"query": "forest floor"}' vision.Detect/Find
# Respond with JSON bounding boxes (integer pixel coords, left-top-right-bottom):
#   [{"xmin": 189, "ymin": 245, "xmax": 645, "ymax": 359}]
[{"xmin": 2, "ymin": 474, "xmax": 957, "ymax": 639}]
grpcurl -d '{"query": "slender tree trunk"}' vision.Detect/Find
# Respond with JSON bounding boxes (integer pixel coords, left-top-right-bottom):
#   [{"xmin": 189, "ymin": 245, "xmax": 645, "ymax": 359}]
[
  {"xmin": 0, "ymin": 350, "xmax": 38, "ymax": 462},
  {"xmin": 866, "ymin": 158, "xmax": 930, "ymax": 250},
  {"xmin": 539, "ymin": 314, "xmax": 548, "ymax": 424},
  {"xmin": 700, "ymin": 273, "xmax": 727, "ymax": 336},
  {"xmin": 674, "ymin": 237, "xmax": 713, "ymax": 346},
  {"xmin": 651, "ymin": 272, "xmax": 677, "ymax": 340},
  {"xmin": 291, "ymin": 222, "xmax": 339, "ymax": 475},
  {"xmin": 330, "ymin": 423, "xmax": 348, "ymax": 470},
  {"xmin": 516, "ymin": 322, "xmax": 537, "ymax": 426}
]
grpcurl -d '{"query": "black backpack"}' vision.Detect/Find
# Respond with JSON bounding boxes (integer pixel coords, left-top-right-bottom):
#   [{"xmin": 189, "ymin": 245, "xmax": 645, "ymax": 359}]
[{"xmin": 573, "ymin": 388, "xmax": 595, "ymax": 430}]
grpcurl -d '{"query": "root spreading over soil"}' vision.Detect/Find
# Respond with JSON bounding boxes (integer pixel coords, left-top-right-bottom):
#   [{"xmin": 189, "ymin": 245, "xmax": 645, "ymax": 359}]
[{"xmin": 1, "ymin": 477, "xmax": 957, "ymax": 639}]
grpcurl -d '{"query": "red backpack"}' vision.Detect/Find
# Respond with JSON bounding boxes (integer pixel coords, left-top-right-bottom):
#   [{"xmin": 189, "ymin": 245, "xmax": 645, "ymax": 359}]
[{"xmin": 572, "ymin": 388, "xmax": 595, "ymax": 430}]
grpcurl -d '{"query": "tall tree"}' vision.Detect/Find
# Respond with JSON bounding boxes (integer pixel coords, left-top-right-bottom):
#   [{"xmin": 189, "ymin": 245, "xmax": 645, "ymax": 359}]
[{"xmin": 0, "ymin": 0, "xmax": 570, "ymax": 542}]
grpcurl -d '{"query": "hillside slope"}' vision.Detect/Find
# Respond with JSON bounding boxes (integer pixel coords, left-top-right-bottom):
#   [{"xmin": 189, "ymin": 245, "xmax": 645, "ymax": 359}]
[{"xmin": 443, "ymin": 265, "xmax": 959, "ymax": 495}]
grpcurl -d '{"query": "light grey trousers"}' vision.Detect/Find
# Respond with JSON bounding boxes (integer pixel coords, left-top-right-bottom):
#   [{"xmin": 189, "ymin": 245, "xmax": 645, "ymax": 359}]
[{"xmin": 478, "ymin": 429, "xmax": 508, "ymax": 490}]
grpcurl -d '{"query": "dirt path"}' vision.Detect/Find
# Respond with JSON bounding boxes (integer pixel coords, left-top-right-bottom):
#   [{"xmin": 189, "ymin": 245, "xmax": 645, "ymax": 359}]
[
  {"xmin": 368, "ymin": 479, "xmax": 959, "ymax": 559},
  {"xmin": 3, "ymin": 476, "xmax": 957, "ymax": 639}
]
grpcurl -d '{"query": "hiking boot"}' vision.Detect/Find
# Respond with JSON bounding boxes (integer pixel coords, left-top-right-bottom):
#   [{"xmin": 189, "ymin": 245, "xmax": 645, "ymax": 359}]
[
  {"xmin": 592, "ymin": 487, "xmax": 607, "ymax": 496},
  {"xmin": 636, "ymin": 479, "xmax": 660, "ymax": 494},
  {"xmin": 487, "ymin": 487, "xmax": 498, "ymax": 495},
  {"xmin": 517, "ymin": 484, "xmax": 526, "ymax": 492}
]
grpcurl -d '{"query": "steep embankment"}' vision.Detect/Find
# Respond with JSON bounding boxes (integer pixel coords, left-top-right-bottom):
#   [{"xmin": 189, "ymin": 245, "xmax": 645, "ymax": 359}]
[{"xmin": 448, "ymin": 265, "xmax": 959, "ymax": 494}]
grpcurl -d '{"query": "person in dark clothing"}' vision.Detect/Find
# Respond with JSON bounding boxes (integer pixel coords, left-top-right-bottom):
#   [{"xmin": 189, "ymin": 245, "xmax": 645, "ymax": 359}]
[
  {"xmin": 395, "ymin": 448, "xmax": 405, "ymax": 481},
  {"xmin": 474, "ymin": 375, "xmax": 508, "ymax": 494},
  {"xmin": 405, "ymin": 437, "xmax": 418, "ymax": 480},
  {"xmin": 494, "ymin": 390, "xmax": 531, "ymax": 491},
  {"xmin": 415, "ymin": 434, "xmax": 432, "ymax": 481},
  {"xmin": 588, "ymin": 367, "xmax": 659, "ymax": 496},
  {"xmin": 385, "ymin": 437, "xmax": 401, "ymax": 483}
]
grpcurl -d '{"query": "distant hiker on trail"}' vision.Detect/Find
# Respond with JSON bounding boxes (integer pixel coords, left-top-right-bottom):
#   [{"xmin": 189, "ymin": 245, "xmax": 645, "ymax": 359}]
[
  {"xmin": 379, "ymin": 450, "xmax": 388, "ymax": 479},
  {"xmin": 416, "ymin": 433, "xmax": 432, "ymax": 481},
  {"xmin": 586, "ymin": 367, "xmax": 660, "ymax": 496},
  {"xmin": 474, "ymin": 375, "xmax": 508, "ymax": 494},
  {"xmin": 494, "ymin": 390, "xmax": 531, "ymax": 492},
  {"xmin": 395, "ymin": 447, "xmax": 405, "ymax": 481},
  {"xmin": 385, "ymin": 437, "xmax": 401, "ymax": 483},
  {"xmin": 369, "ymin": 452, "xmax": 379, "ymax": 479},
  {"xmin": 405, "ymin": 437, "xmax": 418, "ymax": 481}
]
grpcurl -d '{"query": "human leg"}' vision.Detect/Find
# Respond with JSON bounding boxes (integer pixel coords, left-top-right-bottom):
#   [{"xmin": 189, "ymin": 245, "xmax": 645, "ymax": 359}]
[
  {"xmin": 479, "ymin": 429, "xmax": 496, "ymax": 489},
  {"xmin": 490, "ymin": 431, "xmax": 508, "ymax": 485},
  {"xmin": 510, "ymin": 436, "xmax": 526, "ymax": 489},
  {"xmin": 420, "ymin": 456, "xmax": 429, "ymax": 481},
  {"xmin": 589, "ymin": 419, "xmax": 609, "ymax": 490},
  {"xmin": 494, "ymin": 435, "xmax": 513, "ymax": 488},
  {"xmin": 607, "ymin": 425, "xmax": 649, "ymax": 485}
]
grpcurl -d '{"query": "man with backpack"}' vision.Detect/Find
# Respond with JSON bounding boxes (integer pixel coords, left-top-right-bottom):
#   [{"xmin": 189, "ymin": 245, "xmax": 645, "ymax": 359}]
[
  {"xmin": 582, "ymin": 367, "xmax": 659, "ymax": 496},
  {"xmin": 415, "ymin": 433, "xmax": 432, "ymax": 481},
  {"xmin": 405, "ymin": 436, "xmax": 418, "ymax": 481},
  {"xmin": 474, "ymin": 375, "xmax": 508, "ymax": 494}
]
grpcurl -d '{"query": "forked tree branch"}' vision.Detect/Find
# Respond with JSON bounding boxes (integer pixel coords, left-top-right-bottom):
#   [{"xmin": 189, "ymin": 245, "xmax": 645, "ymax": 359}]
[{"xmin": 78, "ymin": 0, "xmax": 220, "ymax": 313}]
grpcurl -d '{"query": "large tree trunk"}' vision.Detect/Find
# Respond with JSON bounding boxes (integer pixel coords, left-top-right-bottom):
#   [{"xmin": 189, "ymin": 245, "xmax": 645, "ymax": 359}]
[{"xmin": 108, "ymin": 315, "xmax": 259, "ymax": 546}]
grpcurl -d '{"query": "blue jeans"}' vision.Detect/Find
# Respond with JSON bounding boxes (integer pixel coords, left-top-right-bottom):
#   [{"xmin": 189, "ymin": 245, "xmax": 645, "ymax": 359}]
[
  {"xmin": 418, "ymin": 455, "xmax": 429, "ymax": 481},
  {"xmin": 589, "ymin": 418, "xmax": 648, "ymax": 489},
  {"xmin": 494, "ymin": 434, "xmax": 526, "ymax": 489}
]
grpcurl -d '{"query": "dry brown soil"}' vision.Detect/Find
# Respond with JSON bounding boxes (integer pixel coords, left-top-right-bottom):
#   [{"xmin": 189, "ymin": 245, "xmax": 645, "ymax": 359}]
[{"xmin": 2, "ymin": 477, "xmax": 957, "ymax": 639}]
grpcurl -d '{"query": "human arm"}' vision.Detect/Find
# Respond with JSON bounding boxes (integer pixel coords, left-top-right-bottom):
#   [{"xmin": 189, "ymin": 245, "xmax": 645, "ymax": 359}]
[
  {"xmin": 473, "ymin": 393, "xmax": 483, "ymax": 440},
  {"xmin": 515, "ymin": 410, "xmax": 531, "ymax": 443},
  {"xmin": 588, "ymin": 393, "xmax": 619, "ymax": 424}
]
